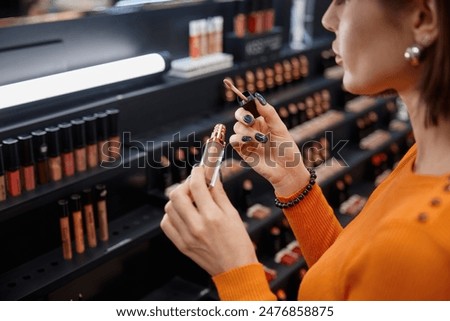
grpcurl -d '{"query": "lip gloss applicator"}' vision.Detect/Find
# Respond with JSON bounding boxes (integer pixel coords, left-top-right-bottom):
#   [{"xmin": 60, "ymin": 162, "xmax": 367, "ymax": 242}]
[
  {"xmin": 223, "ymin": 78, "xmax": 260, "ymax": 118},
  {"xmin": 199, "ymin": 124, "xmax": 226, "ymax": 188}
]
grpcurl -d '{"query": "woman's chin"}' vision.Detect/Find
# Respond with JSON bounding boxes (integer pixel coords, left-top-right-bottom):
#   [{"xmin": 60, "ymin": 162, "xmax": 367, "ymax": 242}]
[{"xmin": 343, "ymin": 79, "xmax": 395, "ymax": 97}]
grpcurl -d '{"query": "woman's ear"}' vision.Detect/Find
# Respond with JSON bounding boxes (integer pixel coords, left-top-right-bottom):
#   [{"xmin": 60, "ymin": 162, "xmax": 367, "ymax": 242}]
[{"xmin": 412, "ymin": 0, "xmax": 439, "ymax": 47}]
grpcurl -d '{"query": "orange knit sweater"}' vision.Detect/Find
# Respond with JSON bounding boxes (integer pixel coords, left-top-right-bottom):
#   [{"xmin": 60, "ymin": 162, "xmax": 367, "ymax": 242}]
[{"xmin": 213, "ymin": 145, "xmax": 450, "ymax": 300}]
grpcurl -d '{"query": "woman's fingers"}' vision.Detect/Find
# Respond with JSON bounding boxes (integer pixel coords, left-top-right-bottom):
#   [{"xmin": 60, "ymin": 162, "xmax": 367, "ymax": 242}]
[
  {"xmin": 188, "ymin": 166, "xmax": 220, "ymax": 215},
  {"xmin": 235, "ymin": 107, "xmax": 255, "ymax": 127},
  {"xmin": 166, "ymin": 179, "xmax": 203, "ymax": 231},
  {"xmin": 208, "ymin": 175, "xmax": 238, "ymax": 214}
]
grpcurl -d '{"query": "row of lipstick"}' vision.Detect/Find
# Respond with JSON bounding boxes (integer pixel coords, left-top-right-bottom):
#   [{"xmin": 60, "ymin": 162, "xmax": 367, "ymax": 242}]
[
  {"xmin": 278, "ymin": 89, "xmax": 332, "ymax": 130},
  {"xmin": 58, "ymin": 184, "xmax": 109, "ymax": 261},
  {"xmin": 0, "ymin": 109, "xmax": 120, "ymax": 201},
  {"xmin": 223, "ymin": 55, "xmax": 310, "ymax": 102},
  {"xmin": 233, "ymin": 0, "xmax": 275, "ymax": 38}
]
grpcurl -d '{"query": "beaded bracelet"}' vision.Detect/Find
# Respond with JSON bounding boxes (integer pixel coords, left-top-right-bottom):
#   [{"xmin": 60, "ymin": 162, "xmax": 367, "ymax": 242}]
[{"xmin": 274, "ymin": 168, "xmax": 317, "ymax": 209}]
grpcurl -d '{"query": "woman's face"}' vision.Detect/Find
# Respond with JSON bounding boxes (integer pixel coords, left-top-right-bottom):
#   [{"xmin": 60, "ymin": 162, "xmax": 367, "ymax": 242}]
[{"xmin": 322, "ymin": 0, "xmax": 418, "ymax": 95}]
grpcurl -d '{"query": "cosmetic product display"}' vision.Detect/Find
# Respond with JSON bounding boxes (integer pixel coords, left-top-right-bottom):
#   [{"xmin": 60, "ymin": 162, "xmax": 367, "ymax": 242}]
[
  {"xmin": 200, "ymin": 124, "xmax": 226, "ymax": 188},
  {"xmin": 275, "ymin": 248, "xmax": 300, "ymax": 266},
  {"xmin": 223, "ymin": 54, "xmax": 310, "ymax": 104},
  {"xmin": 95, "ymin": 112, "xmax": 109, "ymax": 164},
  {"xmin": 45, "ymin": 126, "xmax": 63, "ymax": 182},
  {"xmin": 31, "ymin": 130, "xmax": 50, "ymax": 185},
  {"xmin": 339, "ymin": 195, "xmax": 367, "ymax": 217},
  {"xmin": 2, "ymin": 138, "xmax": 22, "ymax": 197},
  {"xmin": 70, "ymin": 194, "xmax": 85, "ymax": 254},
  {"xmin": 17, "ymin": 134, "xmax": 36, "ymax": 192},
  {"xmin": 171, "ymin": 15, "xmax": 230, "ymax": 78},
  {"xmin": 83, "ymin": 115, "xmax": 99, "ymax": 169},
  {"xmin": 59, "ymin": 123, "xmax": 75, "ymax": 178},
  {"xmin": 54, "ymin": 183, "xmax": 110, "ymax": 260},
  {"xmin": 240, "ymin": 178, "xmax": 271, "ymax": 220},
  {"xmin": 71, "ymin": 119, "xmax": 87, "ymax": 173},
  {"xmin": 82, "ymin": 188, "xmax": 97, "ymax": 248},
  {"xmin": 58, "ymin": 199, "xmax": 73, "ymax": 261},
  {"xmin": 345, "ymin": 96, "xmax": 377, "ymax": 114},
  {"xmin": 263, "ymin": 265, "xmax": 277, "ymax": 282},
  {"xmin": 233, "ymin": 0, "xmax": 247, "ymax": 38},
  {"xmin": 96, "ymin": 184, "xmax": 109, "ymax": 242},
  {"xmin": 359, "ymin": 129, "xmax": 392, "ymax": 150},
  {"xmin": 0, "ymin": 107, "xmax": 120, "ymax": 207},
  {"xmin": 106, "ymin": 109, "xmax": 120, "ymax": 158}
]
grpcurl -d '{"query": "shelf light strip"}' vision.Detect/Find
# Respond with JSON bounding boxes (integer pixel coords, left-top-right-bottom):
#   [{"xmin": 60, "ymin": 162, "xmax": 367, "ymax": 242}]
[{"xmin": 0, "ymin": 53, "xmax": 167, "ymax": 110}]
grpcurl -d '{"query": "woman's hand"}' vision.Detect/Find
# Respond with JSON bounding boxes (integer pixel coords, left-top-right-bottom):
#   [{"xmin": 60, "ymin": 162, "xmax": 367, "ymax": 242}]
[
  {"xmin": 160, "ymin": 166, "xmax": 258, "ymax": 276},
  {"xmin": 230, "ymin": 93, "xmax": 310, "ymax": 197}
]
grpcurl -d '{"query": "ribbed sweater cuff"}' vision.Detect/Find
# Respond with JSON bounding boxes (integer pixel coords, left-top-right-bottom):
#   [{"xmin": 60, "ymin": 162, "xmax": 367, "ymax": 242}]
[
  {"xmin": 277, "ymin": 184, "xmax": 341, "ymax": 266},
  {"xmin": 212, "ymin": 263, "xmax": 277, "ymax": 301}
]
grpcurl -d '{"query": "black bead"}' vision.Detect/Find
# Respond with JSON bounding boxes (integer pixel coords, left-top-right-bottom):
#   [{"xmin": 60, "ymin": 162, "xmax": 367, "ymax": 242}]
[{"xmin": 274, "ymin": 169, "xmax": 318, "ymax": 208}]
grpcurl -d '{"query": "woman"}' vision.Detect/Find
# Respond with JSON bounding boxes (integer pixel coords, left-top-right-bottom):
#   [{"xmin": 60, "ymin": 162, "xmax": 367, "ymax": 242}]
[{"xmin": 161, "ymin": 0, "xmax": 450, "ymax": 300}]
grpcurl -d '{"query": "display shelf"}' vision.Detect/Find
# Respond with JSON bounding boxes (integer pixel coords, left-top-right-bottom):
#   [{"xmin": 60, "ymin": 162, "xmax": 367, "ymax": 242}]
[
  {"xmin": 0, "ymin": 147, "xmax": 144, "ymax": 224},
  {"xmin": 129, "ymin": 75, "xmax": 343, "ymax": 150},
  {"xmin": 0, "ymin": 203, "xmax": 163, "ymax": 300}
]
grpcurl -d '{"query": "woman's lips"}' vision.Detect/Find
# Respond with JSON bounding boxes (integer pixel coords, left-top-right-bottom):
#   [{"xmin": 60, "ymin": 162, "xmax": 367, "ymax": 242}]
[{"xmin": 332, "ymin": 44, "xmax": 342, "ymax": 65}]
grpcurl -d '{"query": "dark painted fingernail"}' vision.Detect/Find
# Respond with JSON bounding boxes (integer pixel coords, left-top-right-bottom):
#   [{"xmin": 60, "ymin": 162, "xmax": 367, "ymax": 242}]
[
  {"xmin": 255, "ymin": 133, "xmax": 268, "ymax": 143},
  {"xmin": 243, "ymin": 114, "xmax": 254, "ymax": 124},
  {"xmin": 255, "ymin": 92, "xmax": 267, "ymax": 106},
  {"xmin": 242, "ymin": 136, "xmax": 252, "ymax": 142}
]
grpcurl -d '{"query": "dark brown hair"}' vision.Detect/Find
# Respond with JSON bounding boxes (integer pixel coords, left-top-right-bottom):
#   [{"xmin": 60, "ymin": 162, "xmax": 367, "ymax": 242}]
[
  {"xmin": 421, "ymin": 0, "xmax": 450, "ymax": 126},
  {"xmin": 382, "ymin": 0, "xmax": 450, "ymax": 126}
]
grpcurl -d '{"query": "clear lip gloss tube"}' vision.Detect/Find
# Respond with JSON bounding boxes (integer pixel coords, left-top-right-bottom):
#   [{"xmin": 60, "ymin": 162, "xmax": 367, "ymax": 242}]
[{"xmin": 199, "ymin": 124, "xmax": 226, "ymax": 188}]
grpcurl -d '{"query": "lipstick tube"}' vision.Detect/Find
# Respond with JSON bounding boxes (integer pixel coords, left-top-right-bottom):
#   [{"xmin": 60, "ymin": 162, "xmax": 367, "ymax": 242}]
[
  {"xmin": 95, "ymin": 184, "xmax": 109, "ymax": 241},
  {"xmin": 106, "ymin": 109, "xmax": 120, "ymax": 159},
  {"xmin": 2, "ymin": 138, "xmax": 22, "ymax": 197},
  {"xmin": 70, "ymin": 194, "xmax": 85, "ymax": 254},
  {"xmin": 247, "ymin": 0, "xmax": 259, "ymax": 34},
  {"xmin": 58, "ymin": 199, "xmax": 73, "ymax": 260},
  {"xmin": 71, "ymin": 119, "xmax": 87, "ymax": 173},
  {"xmin": 45, "ymin": 126, "xmax": 63, "ymax": 182},
  {"xmin": 199, "ymin": 124, "xmax": 226, "ymax": 188},
  {"xmin": 59, "ymin": 123, "xmax": 75, "ymax": 178},
  {"xmin": 17, "ymin": 134, "xmax": 36, "ymax": 192},
  {"xmin": 83, "ymin": 115, "xmax": 98, "ymax": 169},
  {"xmin": 31, "ymin": 130, "xmax": 50, "ymax": 185},
  {"xmin": 262, "ymin": 0, "xmax": 274, "ymax": 32},
  {"xmin": 234, "ymin": 0, "xmax": 248, "ymax": 38},
  {"xmin": 189, "ymin": 19, "xmax": 201, "ymax": 59},
  {"xmin": 82, "ymin": 188, "xmax": 97, "ymax": 248},
  {"xmin": 94, "ymin": 112, "xmax": 109, "ymax": 164},
  {"xmin": 0, "ymin": 144, "xmax": 6, "ymax": 201}
]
